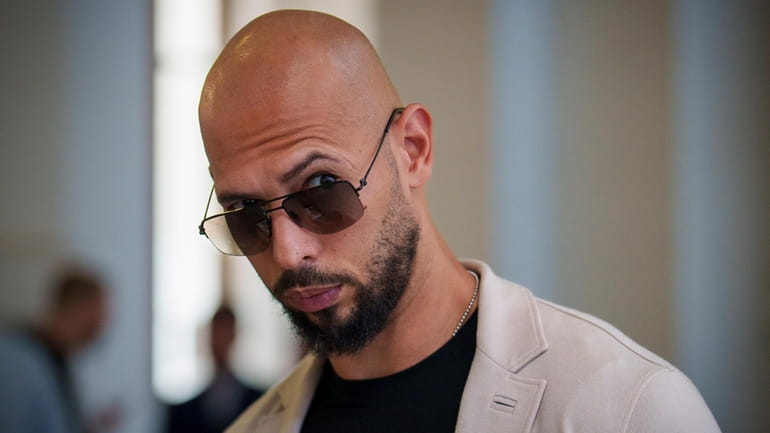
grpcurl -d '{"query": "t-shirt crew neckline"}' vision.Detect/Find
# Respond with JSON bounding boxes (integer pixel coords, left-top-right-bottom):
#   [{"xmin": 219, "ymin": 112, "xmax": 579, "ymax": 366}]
[{"xmin": 300, "ymin": 310, "xmax": 478, "ymax": 433}]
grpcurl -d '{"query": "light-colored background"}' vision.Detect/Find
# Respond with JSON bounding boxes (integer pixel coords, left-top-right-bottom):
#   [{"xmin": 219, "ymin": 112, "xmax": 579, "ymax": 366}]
[{"xmin": 1, "ymin": 1, "xmax": 768, "ymax": 432}]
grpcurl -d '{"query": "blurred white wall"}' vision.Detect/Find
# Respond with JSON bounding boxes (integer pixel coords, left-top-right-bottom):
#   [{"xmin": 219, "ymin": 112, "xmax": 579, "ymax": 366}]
[
  {"xmin": 674, "ymin": 1, "xmax": 770, "ymax": 430},
  {"xmin": 1, "ymin": 0, "xmax": 156, "ymax": 432}
]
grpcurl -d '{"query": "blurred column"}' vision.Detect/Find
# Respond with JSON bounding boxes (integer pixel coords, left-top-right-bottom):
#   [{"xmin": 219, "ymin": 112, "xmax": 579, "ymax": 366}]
[
  {"xmin": 554, "ymin": 0, "xmax": 676, "ymax": 360},
  {"xmin": 153, "ymin": 0, "xmax": 223, "ymax": 403},
  {"xmin": 51, "ymin": 0, "xmax": 156, "ymax": 431},
  {"xmin": 2, "ymin": 0, "xmax": 156, "ymax": 430},
  {"xmin": 673, "ymin": 1, "xmax": 770, "ymax": 431},
  {"xmin": 488, "ymin": 0, "xmax": 559, "ymax": 301},
  {"xmin": 489, "ymin": 1, "xmax": 676, "ymax": 365},
  {"xmin": 378, "ymin": 0, "xmax": 489, "ymax": 261},
  {"xmin": 0, "ymin": 0, "xmax": 63, "ymax": 323}
]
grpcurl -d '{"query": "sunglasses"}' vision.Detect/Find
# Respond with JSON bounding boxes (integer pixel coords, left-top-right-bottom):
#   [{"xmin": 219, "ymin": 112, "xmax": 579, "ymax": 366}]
[{"xmin": 198, "ymin": 108, "xmax": 404, "ymax": 256}]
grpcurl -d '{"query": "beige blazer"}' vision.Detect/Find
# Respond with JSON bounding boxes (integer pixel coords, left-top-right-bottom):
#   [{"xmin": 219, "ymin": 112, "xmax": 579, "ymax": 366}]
[{"xmin": 227, "ymin": 260, "xmax": 721, "ymax": 433}]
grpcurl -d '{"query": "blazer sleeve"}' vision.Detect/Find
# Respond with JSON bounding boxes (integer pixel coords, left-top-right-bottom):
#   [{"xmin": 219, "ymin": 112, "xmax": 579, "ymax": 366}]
[{"xmin": 623, "ymin": 368, "xmax": 721, "ymax": 433}]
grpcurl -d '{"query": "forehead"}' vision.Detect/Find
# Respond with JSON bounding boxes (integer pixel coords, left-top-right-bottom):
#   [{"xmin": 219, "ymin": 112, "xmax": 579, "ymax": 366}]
[{"xmin": 205, "ymin": 107, "xmax": 375, "ymax": 200}]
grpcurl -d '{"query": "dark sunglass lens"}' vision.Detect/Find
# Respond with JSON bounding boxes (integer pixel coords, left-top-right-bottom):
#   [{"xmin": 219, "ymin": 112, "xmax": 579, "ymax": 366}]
[
  {"xmin": 224, "ymin": 207, "xmax": 272, "ymax": 254},
  {"xmin": 283, "ymin": 182, "xmax": 364, "ymax": 234}
]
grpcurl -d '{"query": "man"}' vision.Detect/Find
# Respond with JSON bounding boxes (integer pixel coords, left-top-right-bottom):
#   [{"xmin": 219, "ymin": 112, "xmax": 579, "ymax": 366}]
[
  {"xmin": 166, "ymin": 304, "xmax": 263, "ymax": 433},
  {"xmin": 0, "ymin": 266, "xmax": 110, "ymax": 433},
  {"xmin": 197, "ymin": 9, "xmax": 721, "ymax": 433}
]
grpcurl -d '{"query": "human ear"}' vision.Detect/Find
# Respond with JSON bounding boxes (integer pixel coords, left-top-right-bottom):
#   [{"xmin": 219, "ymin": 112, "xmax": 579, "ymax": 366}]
[{"xmin": 395, "ymin": 103, "xmax": 433, "ymax": 188}]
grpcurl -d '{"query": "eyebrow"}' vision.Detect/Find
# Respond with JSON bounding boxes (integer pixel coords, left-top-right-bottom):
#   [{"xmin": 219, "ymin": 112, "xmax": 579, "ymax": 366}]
[
  {"xmin": 216, "ymin": 151, "xmax": 343, "ymax": 206},
  {"xmin": 279, "ymin": 151, "xmax": 342, "ymax": 183}
]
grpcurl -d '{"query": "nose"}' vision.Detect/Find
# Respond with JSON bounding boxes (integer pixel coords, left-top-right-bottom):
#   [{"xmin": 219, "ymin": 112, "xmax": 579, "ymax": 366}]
[{"xmin": 269, "ymin": 211, "xmax": 320, "ymax": 270}]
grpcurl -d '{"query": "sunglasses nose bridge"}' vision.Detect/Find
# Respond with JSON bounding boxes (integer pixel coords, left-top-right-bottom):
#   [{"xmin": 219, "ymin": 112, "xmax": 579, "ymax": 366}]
[{"xmin": 263, "ymin": 201, "xmax": 304, "ymax": 229}]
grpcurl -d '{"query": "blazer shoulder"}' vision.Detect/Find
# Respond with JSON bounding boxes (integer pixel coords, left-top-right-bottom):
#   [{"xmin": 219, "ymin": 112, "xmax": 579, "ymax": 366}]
[
  {"xmin": 525, "ymin": 298, "xmax": 720, "ymax": 431},
  {"xmin": 534, "ymin": 297, "xmax": 673, "ymax": 370},
  {"xmin": 623, "ymin": 368, "xmax": 721, "ymax": 432}
]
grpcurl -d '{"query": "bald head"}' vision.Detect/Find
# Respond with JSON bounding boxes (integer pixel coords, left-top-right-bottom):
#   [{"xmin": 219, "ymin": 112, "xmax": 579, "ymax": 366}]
[{"xmin": 200, "ymin": 10, "xmax": 400, "ymax": 168}]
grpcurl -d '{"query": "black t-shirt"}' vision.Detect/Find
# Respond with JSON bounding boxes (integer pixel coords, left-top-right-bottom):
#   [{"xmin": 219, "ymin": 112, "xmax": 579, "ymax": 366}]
[{"xmin": 300, "ymin": 311, "xmax": 477, "ymax": 433}]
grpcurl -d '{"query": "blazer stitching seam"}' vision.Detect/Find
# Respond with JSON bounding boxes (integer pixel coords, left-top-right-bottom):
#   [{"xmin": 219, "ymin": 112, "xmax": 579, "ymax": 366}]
[
  {"xmin": 619, "ymin": 368, "xmax": 670, "ymax": 433},
  {"xmin": 535, "ymin": 299, "xmax": 674, "ymax": 369},
  {"xmin": 512, "ymin": 290, "xmax": 548, "ymax": 370}
]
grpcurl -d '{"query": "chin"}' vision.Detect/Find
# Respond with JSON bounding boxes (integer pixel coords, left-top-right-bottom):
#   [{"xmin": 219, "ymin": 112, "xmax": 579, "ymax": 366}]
[{"xmin": 308, "ymin": 303, "xmax": 350, "ymax": 328}]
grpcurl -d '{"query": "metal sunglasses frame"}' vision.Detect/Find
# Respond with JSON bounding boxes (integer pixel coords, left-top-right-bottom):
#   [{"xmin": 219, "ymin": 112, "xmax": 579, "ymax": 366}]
[{"xmin": 198, "ymin": 107, "xmax": 404, "ymax": 254}]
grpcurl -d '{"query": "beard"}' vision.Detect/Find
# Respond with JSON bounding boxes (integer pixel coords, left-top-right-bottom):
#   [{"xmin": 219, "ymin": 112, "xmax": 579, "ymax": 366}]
[{"xmin": 272, "ymin": 188, "xmax": 420, "ymax": 357}]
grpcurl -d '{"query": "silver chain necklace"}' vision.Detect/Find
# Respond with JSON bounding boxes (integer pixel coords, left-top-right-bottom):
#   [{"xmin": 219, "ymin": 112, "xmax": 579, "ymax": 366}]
[{"xmin": 452, "ymin": 270, "xmax": 480, "ymax": 337}]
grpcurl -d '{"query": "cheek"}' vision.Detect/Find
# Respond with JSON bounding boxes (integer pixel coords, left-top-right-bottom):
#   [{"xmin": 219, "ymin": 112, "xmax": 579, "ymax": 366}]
[{"xmin": 325, "ymin": 218, "xmax": 377, "ymax": 257}]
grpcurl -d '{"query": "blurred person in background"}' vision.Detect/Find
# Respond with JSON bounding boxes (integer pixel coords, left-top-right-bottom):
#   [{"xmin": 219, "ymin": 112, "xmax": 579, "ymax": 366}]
[
  {"xmin": 196, "ymin": 9, "xmax": 721, "ymax": 433},
  {"xmin": 165, "ymin": 304, "xmax": 263, "ymax": 433},
  {"xmin": 0, "ymin": 265, "xmax": 110, "ymax": 433}
]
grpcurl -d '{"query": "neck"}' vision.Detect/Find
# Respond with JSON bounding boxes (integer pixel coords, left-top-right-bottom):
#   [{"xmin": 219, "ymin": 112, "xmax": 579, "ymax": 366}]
[{"xmin": 328, "ymin": 223, "xmax": 477, "ymax": 380}]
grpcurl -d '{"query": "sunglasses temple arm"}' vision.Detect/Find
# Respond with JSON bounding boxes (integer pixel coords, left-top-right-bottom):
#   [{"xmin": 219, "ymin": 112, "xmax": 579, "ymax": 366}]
[
  {"xmin": 357, "ymin": 107, "xmax": 404, "ymax": 191},
  {"xmin": 199, "ymin": 185, "xmax": 216, "ymax": 235}
]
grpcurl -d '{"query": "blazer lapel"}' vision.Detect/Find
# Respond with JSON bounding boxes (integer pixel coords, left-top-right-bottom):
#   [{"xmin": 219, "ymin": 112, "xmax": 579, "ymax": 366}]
[
  {"xmin": 456, "ymin": 260, "xmax": 550, "ymax": 433},
  {"xmin": 455, "ymin": 354, "xmax": 546, "ymax": 433},
  {"xmin": 251, "ymin": 414, "xmax": 283, "ymax": 433},
  {"xmin": 252, "ymin": 356, "xmax": 324, "ymax": 433}
]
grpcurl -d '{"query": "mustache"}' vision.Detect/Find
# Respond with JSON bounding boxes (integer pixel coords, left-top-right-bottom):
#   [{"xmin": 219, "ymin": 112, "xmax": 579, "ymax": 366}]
[{"xmin": 273, "ymin": 267, "xmax": 360, "ymax": 297}]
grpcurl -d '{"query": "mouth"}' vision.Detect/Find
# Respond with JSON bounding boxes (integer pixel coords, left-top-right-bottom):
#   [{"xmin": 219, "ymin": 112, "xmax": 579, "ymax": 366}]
[{"xmin": 282, "ymin": 285, "xmax": 342, "ymax": 313}]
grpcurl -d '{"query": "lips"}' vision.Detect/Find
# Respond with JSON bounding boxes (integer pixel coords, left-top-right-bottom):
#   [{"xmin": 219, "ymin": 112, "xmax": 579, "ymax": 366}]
[{"xmin": 282, "ymin": 285, "xmax": 342, "ymax": 313}]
